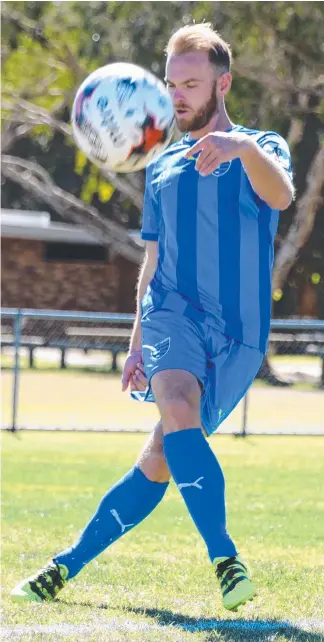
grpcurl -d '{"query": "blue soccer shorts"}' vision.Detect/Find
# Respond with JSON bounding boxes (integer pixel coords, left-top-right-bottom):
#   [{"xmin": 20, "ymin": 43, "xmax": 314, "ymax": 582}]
[{"xmin": 131, "ymin": 307, "xmax": 264, "ymax": 436}]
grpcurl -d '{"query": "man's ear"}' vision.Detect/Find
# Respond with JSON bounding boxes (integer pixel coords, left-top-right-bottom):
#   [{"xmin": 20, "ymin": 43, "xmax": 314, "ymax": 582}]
[{"xmin": 218, "ymin": 72, "xmax": 232, "ymax": 97}]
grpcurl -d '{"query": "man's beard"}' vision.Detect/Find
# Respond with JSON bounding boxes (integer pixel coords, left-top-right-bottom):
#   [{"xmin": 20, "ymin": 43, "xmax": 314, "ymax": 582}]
[{"xmin": 176, "ymin": 82, "xmax": 218, "ymax": 132}]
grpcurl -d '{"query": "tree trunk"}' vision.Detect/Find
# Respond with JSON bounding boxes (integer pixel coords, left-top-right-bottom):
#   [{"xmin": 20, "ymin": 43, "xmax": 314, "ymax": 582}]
[{"xmin": 1, "ymin": 155, "xmax": 144, "ymax": 264}]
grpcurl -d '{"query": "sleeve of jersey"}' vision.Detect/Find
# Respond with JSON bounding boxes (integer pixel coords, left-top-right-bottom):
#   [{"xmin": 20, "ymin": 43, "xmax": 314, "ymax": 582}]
[
  {"xmin": 255, "ymin": 132, "xmax": 293, "ymax": 183},
  {"xmin": 141, "ymin": 165, "xmax": 160, "ymax": 241}
]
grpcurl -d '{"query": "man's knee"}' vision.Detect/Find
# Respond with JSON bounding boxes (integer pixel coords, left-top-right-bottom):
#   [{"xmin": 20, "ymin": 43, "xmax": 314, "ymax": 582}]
[
  {"xmin": 151, "ymin": 370, "xmax": 201, "ymax": 433},
  {"xmin": 160, "ymin": 399, "xmax": 197, "ymax": 430}
]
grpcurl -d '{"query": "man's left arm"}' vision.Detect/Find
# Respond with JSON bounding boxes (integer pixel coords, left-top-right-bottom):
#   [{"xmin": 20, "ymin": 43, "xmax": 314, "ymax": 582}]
[{"xmin": 239, "ymin": 136, "xmax": 295, "ymax": 211}]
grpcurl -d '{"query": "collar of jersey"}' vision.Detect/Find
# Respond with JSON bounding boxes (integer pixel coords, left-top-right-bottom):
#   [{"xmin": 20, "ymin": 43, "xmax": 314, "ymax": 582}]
[{"xmin": 183, "ymin": 124, "xmax": 239, "ymax": 145}]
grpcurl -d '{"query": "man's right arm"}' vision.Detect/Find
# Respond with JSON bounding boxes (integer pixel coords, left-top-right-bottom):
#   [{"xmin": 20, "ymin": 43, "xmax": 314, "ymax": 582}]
[
  {"xmin": 129, "ymin": 240, "xmax": 158, "ymax": 353},
  {"xmin": 121, "ymin": 241, "xmax": 158, "ymax": 391},
  {"xmin": 122, "ymin": 159, "xmax": 159, "ymax": 392}
]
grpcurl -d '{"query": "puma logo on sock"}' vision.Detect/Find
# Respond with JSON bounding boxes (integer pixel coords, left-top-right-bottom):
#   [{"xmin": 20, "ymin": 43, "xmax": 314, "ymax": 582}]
[
  {"xmin": 110, "ymin": 509, "xmax": 134, "ymax": 533},
  {"xmin": 178, "ymin": 476, "xmax": 204, "ymax": 491}
]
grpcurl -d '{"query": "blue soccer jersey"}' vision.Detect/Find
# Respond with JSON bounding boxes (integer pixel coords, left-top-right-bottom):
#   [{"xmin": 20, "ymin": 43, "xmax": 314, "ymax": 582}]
[{"xmin": 141, "ymin": 124, "xmax": 293, "ymax": 353}]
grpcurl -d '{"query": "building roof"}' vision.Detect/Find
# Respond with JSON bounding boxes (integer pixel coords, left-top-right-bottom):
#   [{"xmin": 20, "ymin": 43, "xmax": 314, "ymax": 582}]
[{"xmin": 1, "ymin": 210, "xmax": 143, "ymax": 246}]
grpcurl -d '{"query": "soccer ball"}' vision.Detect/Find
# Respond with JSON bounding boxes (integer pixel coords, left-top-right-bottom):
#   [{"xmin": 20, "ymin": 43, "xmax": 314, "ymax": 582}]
[{"xmin": 71, "ymin": 62, "xmax": 175, "ymax": 173}]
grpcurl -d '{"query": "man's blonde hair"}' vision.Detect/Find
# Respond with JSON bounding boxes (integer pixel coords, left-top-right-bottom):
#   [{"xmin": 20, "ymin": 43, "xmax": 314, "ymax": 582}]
[{"xmin": 166, "ymin": 23, "xmax": 231, "ymax": 71}]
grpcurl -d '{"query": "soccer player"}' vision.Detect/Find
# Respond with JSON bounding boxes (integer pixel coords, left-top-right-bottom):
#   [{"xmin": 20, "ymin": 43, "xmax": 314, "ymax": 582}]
[{"xmin": 11, "ymin": 23, "xmax": 294, "ymax": 611}]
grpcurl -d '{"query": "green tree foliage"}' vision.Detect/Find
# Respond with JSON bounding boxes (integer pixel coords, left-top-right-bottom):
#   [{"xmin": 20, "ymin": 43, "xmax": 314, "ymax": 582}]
[{"xmin": 1, "ymin": 1, "xmax": 324, "ymax": 315}]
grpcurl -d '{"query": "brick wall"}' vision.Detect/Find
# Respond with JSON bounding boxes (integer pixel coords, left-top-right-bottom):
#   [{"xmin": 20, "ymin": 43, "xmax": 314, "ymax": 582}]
[{"xmin": 1, "ymin": 237, "xmax": 138, "ymax": 313}]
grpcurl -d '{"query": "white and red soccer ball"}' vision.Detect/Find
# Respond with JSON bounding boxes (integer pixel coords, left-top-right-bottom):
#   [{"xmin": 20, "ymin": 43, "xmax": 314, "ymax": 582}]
[{"xmin": 71, "ymin": 62, "xmax": 174, "ymax": 173}]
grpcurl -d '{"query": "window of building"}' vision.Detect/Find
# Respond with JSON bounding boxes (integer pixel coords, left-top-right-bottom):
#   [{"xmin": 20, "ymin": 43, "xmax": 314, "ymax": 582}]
[{"xmin": 44, "ymin": 242, "xmax": 108, "ymax": 262}]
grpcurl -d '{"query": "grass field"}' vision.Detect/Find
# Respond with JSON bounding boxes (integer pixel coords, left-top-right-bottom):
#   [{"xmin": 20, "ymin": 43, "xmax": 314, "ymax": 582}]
[
  {"xmin": 2, "ymin": 368, "xmax": 324, "ymax": 433},
  {"xmin": 2, "ymin": 431, "xmax": 324, "ymax": 641}
]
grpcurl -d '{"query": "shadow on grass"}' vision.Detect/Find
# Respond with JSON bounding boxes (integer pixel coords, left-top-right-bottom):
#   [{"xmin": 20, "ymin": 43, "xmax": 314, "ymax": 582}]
[
  {"xmin": 56, "ymin": 601, "xmax": 323, "ymax": 641},
  {"xmin": 58, "ymin": 599, "xmax": 110, "ymax": 610},
  {"xmin": 124, "ymin": 606, "xmax": 323, "ymax": 641}
]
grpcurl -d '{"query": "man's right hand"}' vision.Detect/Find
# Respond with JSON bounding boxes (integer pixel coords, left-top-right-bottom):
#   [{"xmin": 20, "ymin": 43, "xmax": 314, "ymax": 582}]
[{"xmin": 121, "ymin": 351, "xmax": 147, "ymax": 392}]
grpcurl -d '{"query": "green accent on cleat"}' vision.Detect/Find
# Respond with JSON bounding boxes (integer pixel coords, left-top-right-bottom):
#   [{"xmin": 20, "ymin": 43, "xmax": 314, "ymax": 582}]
[
  {"xmin": 10, "ymin": 560, "xmax": 68, "ymax": 603},
  {"xmin": 213, "ymin": 554, "xmax": 256, "ymax": 611}
]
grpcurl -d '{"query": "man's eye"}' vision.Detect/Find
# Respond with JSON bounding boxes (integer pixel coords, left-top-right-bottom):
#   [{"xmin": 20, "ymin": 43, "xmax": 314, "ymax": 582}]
[{"xmin": 186, "ymin": 84, "xmax": 197, "ymax": 89}]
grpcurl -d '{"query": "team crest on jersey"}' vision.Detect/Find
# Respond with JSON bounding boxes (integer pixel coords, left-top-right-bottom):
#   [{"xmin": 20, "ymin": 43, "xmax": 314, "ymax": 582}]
[{"xmin": 212, "ymin": 161, "xmax": 232, "ymax": 177}]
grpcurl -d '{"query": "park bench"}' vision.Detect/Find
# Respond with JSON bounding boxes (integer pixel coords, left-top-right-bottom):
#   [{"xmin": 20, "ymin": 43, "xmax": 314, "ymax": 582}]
[
  {"xmin": 269, "ymin": 331, "xmax": 324, "ymax": 386},
  {"xmin": 1, "ymin": 323, "xmax": 132, "ymax": 371},
  {"xmin": 1, "ymin": 322, "xmax": 324, "ymax": 383}
]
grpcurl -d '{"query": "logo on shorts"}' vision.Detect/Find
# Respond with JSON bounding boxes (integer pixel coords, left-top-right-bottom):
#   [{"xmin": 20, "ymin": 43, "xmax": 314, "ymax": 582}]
[{"xmin": 142, "ymin": 337, "xmax": 170, "ymax": 362}]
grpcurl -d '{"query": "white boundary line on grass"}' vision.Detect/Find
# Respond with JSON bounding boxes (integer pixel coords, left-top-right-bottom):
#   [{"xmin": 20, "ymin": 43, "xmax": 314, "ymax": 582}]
[{"xmin": 1, "ymin": 618, "xmax": 324, "ymax": 638}]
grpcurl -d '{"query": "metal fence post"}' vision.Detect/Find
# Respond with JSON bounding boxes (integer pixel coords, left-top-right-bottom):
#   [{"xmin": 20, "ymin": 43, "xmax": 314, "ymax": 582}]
[
  {"xmin": 241, "ymin": 392, "xmax": 249, "ymax": 437},
  {"xmin": 12, "ymin": 309, "xmax": 22, "ymax": 432}
]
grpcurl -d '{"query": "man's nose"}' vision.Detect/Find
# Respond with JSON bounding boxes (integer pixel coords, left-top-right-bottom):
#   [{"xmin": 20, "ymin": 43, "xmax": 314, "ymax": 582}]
[{"xmin": 173, "ymin": 87, "xmax": 185, "ymax": 103}]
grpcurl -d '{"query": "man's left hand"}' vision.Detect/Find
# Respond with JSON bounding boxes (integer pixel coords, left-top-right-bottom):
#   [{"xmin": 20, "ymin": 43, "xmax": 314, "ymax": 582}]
[{"xmin": 184, "ymin": 132, "xmax": 250, "ymax": 177}]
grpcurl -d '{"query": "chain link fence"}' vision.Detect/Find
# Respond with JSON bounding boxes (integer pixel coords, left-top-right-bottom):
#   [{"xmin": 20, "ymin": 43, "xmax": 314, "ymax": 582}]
[
  {"xmin": 1, "ymin": 308, "xmax": 324, "ymax": 435},
  {"xmin": 1, "ymin": 309, "xmax": 133, "ymax": 371}
]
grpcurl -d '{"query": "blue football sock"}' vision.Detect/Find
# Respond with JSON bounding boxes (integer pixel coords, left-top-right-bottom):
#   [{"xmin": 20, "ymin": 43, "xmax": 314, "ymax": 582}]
[
  {"xmin": 55, "ymin": 466, "xmax": 169, "ymax": 578},
  {"xmin": 163, "ymin": 428, "xmax": 237, "ymax": 562}
]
